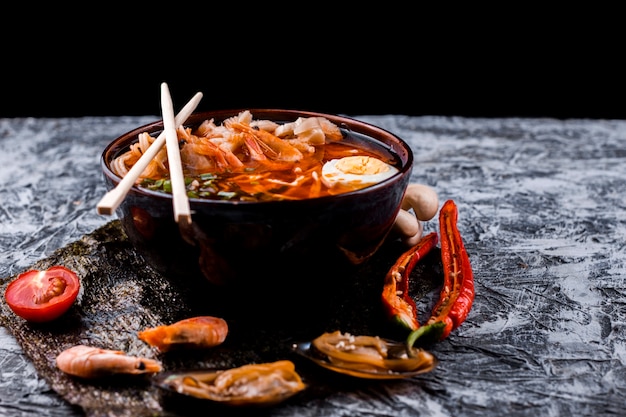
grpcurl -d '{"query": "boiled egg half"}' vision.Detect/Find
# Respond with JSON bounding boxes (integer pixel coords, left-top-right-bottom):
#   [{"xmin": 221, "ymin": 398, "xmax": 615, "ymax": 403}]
[{"xmin": 321, "ymin": 156, "xmax": 399, "ymax": 193}]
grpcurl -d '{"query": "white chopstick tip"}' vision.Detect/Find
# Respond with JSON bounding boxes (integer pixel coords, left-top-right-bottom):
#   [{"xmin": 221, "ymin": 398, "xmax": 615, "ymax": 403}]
[
  {"xmin": 176, "ymin": 213, "xmax": 193, "ymax": 225},
  {"xmin": 96, "ymin": 206, "xmax": 112, "ymax": 216}
]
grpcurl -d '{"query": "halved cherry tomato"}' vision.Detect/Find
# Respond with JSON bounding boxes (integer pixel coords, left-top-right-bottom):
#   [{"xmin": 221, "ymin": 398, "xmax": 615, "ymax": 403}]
[{"xmin": 4, "ymin": 265, "xmax": 80, "ymax": 322}]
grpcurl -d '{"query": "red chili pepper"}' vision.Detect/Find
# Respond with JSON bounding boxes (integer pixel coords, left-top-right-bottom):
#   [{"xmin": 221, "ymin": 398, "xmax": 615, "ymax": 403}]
[
  {"xmin": 383, "ymin": 199, "xmax": 475, "ymax": 346},
  {"xmin": 381, "ymin": 232, "xmax": 438, "ymax": 333},
  {"xmin": 427, "ymin": 199, "xmax": 474, "ymax": 339}
]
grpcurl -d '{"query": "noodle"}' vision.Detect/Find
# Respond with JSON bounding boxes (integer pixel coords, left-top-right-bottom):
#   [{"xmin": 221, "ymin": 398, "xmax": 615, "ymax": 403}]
[{"xmin": 111, "ymin": 111, "xmax": 397, "ymax": 202}]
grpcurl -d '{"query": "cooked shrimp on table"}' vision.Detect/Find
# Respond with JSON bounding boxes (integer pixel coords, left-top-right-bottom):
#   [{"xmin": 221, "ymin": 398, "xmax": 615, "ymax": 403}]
[
  {"xmin": 138, "ymin": 315, "xmax": 228, "ymax": 353},
  {"xmin": 55, "ymin": 345, "xmax": 162, "ymax": 379}
]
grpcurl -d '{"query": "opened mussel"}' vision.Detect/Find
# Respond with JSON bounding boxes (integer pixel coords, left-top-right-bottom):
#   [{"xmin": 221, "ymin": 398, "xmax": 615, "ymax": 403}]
[
  {"xmin": 153, "ymin": 360, "xmax": 306, "ymax": 407},
  {"xmin": 293, "ymin": 330, "xmax": 438, "ymax": 380}
]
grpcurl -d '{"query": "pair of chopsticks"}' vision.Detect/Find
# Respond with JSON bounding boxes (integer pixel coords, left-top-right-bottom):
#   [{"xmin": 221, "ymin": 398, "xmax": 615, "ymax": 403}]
[{"xmin": 96, "ymin": 83, "xmax": 202, "ymax": 226}]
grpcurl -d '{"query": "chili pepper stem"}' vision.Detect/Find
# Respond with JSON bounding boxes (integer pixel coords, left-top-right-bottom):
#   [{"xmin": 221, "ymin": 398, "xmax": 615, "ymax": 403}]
[{"xmin": 406, "ymin": 321, "xmax": 445, "ymax": 352}]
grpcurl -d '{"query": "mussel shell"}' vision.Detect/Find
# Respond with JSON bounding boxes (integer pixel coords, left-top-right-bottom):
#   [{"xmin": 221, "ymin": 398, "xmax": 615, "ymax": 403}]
[
  {"xmin": 292, "ymin": 340, "xmax": 438, "ymax": 380},
  {"xmin": 153, "ymin": 367, "xmax": 305, "ymax": 408}
]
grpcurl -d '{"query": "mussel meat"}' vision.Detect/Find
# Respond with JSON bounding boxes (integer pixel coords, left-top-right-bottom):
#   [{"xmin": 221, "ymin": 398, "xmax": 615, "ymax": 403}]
[
  {"xmin": 154, "ymin": 360, "xmax": 306, "ymax": 407},
  {"xmin": 293, "ymin": 330, "xmax": 438, "ymax": 379}
]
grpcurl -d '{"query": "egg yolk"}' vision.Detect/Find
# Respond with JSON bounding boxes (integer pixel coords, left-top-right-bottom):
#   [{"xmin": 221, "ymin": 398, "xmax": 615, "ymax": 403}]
[
  {"xmin": 321, "ymin": 155, "xmax": 399, "ymax": 193},
  {"xmin": 334, "ymin": 156, "xmax": 392, "ymax": 175}
]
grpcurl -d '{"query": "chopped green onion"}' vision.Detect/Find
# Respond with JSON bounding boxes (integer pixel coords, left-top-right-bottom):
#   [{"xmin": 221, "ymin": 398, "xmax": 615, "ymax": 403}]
[{"xmin": 217, "ymin": 191, "xmax": 238, "ymax": 199}]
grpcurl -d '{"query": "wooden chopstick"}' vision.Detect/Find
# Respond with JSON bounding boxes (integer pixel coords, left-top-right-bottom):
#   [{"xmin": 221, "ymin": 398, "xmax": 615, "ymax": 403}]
[
  {"xmin": 160, "ymin": 82, "xmax": 192, "ymax": 225},
  {"xmin": 96, "ymin": 90, "xmax": 203, "ymax": 215}
]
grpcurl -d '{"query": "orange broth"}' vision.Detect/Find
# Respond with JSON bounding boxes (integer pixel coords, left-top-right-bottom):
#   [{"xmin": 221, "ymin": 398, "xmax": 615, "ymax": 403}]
[{"xmin": 128, "ymin": 129, "xmax": 401, "ymax": 202}]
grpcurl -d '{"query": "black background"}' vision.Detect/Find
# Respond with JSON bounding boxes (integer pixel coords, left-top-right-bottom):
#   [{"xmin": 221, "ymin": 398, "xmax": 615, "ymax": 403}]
[{"xmin": 2, "ymin": 8, "xmax": 624, "ymax": 120}]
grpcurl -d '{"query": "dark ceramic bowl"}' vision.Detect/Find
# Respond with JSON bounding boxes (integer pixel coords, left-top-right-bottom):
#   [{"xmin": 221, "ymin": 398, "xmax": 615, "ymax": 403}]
[{"xmin": 101, "ymin": 109, "xmax": 413, "ymax": 315}]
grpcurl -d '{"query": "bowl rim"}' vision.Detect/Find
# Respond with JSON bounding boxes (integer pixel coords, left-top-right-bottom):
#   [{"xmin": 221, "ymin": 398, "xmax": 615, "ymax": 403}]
[{"xmin": 101, "ymin": 108, "xmax": 414, "ymax": 205}]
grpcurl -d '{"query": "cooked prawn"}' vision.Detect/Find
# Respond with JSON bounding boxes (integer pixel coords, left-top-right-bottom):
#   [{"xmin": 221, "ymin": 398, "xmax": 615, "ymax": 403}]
[
  {"xmin": 55, "ymin": 345, "xmax": 162, "ymax": 379},
  {"xmin": 138, "ymin": 316, "xmax": 228, "ymax": 353},
  {"xmin": 182, "ymin": 136, "xmax": 244, "ymax": 172},
  {"xmin": 227, "ymin": 121, "xmax": 304, "ymax": 162}
]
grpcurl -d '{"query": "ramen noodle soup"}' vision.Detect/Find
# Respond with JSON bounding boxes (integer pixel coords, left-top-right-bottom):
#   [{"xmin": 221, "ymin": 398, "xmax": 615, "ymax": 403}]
[{"xmin": 110, "ymin": 110, "xmax": 401, "ymax": 202}]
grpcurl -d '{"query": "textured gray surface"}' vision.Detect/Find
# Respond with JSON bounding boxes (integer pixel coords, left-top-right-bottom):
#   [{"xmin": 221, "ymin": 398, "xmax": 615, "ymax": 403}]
[{"xmin": 1, "ymin": 115, "xmax": 625, "ymax": 416}]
